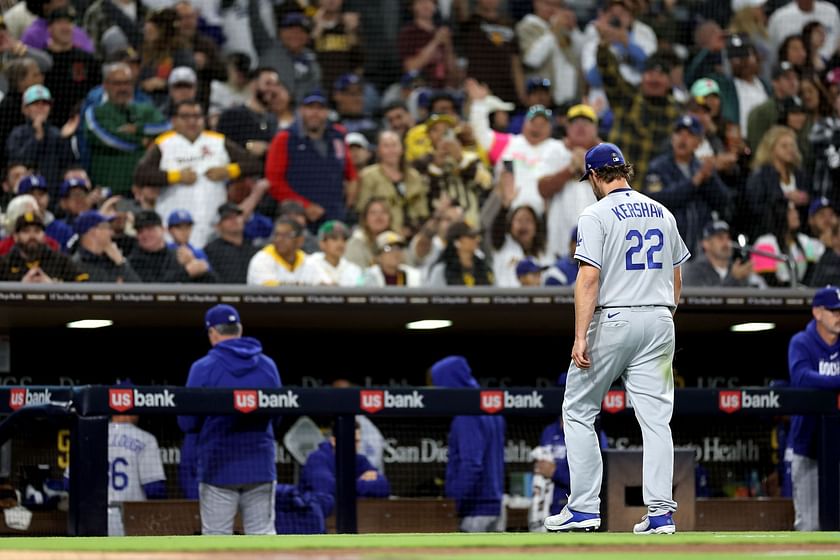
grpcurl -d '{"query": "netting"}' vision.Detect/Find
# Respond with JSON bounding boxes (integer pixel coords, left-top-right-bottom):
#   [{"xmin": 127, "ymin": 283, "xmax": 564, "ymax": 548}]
[
  {"xmin": 11, "ymin": 410, "xmax": 790, "ymax": 535},
  {"xmin": 0, "ymin": 0, "xmax": 832, "ymax": 287}
]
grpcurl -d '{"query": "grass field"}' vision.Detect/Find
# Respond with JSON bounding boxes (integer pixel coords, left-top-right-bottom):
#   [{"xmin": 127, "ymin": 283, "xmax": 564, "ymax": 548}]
[{"xmin": 1, "ymin": 532, "xmax": 840, "ymax": 560}]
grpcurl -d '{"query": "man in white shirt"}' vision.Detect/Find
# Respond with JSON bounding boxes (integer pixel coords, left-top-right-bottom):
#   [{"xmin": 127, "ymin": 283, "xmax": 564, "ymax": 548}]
[
  {"xmin": 107, "ymin": 413, "xmax": 166, "ymax": 536},
  {"xmin": 133, "ymin": 99, "xmax": 262, "ymax": 248},
  {"xmin": 516, "ymin": 0, "xmax": 584, "ymax": 106},
  {"xmin": 307, "ymin": 220, "xmax": 362, "ymax": 286},
  {"xmin": 466, "ymin": 78, "xmax": 568, "ymax": 216},
  {"xmin": 538, "ymin": 104, "xmax": 600, "ymax": 259},
  {"xmin": 247, "ymin": 216, "xmax": 320, "ymax": 285},
  {"xmin": 768, "ymin": 0, "xmax": 840, "ymax": 62},
  {"xmin": 727, "ymin": 34, "xmax": 769, "ymax": 135}
]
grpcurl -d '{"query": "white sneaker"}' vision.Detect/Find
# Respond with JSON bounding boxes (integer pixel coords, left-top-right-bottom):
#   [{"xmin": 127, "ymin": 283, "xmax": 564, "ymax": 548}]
[
  {"xmin": 633, "ymin": 513, "xmax": 676, "ymax": 534},
  {"xmin": 544, "ymin": 506, "xmax": 601, "ymax": 532}
]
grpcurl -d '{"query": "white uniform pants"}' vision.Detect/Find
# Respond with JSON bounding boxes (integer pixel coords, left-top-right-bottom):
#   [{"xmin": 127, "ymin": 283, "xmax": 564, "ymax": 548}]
[
  {"xmin": 199, "ymin": 481, "xmax": 276, "ymax": 535},
  {"xmin": 563, "ymin": 306, "xmax": 677, "ymax": 516},
  {"xmin": 792, "ymin": 453, "xmax": 819, "ymax": 531}
]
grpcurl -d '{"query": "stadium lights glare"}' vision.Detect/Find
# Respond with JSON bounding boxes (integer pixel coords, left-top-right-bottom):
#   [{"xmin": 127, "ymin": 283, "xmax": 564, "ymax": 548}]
[
  {"xmin": 405, "ymin": 319, "xmax": 453, "ymax": 330},
  {"xmin": 730, "ymin": 322, "xmax": 776, "ymax": 333},
  {"xmin": 66, "ymin": 319, "xmax": 114, "ymax": 329}
]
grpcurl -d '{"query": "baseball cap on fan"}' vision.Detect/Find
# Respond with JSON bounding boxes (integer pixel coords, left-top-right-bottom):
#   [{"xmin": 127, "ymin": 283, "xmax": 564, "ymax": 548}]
[
  {"xmin": 579, "ymin": 142, "xmax": 626, "ymax": 181},
  {"xmin": 812, "ymin": 286, "xmax": 840, "ymax": 309},
  {"xmin": 204, "ymin": 304, "xmax": 241, "ymax": 330}
]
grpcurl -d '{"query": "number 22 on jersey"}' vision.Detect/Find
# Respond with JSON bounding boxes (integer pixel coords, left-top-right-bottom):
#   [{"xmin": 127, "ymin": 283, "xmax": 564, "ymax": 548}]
[{"xmin": 625, "ymin": 228, "xmax": 664, "ymax": 271}]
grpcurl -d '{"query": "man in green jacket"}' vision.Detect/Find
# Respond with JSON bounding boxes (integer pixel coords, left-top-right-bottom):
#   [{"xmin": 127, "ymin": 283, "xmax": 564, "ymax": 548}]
[{"xmin": 84, "ymin": 61, "xmax": 169, "ymax": 195}]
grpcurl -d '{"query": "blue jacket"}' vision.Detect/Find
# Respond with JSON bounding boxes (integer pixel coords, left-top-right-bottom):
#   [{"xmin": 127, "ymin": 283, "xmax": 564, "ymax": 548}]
[
  {"xmin": 178, "ymin": 433, "xmax": 198, "ymax": 499},
  {"xmin": 643, "ymin": 153, "xmax": 732, "ymax": 254},
  {"xmin": 177, "ymin": 337, "xmax": 281, "ymax": 485},
  {"xmin": 431, "ymin": 356, "xmax": 506, "ymax": 517},
  {"xmin": 274, "ymin": 483, "xmax": 326, "ymax": 534},
  {"xmin": 539, "ymin": 420, "xmax": 608, "ymax": 515},
  {"xmin": 788, "ymin": 319, "xmax": 840, "ymax": 457},
  {"xmin": 300, "ymin": 440, "xmax": 390, "ymax": 516}
]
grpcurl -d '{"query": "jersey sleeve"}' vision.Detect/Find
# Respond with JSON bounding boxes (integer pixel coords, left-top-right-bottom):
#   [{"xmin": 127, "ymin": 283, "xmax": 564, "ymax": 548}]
[
  {"xmin": 138, "ymin": 431, "xmax": 166, "ymax": 485},
  {"xmin": 669, "ymin": 214, "xmax": 691, "ymax": 266},
  {"xmin": 574, "ymin": 213, "xmax": 603, "ymax": 269}
]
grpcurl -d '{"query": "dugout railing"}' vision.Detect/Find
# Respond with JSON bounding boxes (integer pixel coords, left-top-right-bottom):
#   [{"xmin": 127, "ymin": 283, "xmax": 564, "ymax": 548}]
[{"xmin": 0, "ymin": 385, "xmax": 838, "ymax": 535}]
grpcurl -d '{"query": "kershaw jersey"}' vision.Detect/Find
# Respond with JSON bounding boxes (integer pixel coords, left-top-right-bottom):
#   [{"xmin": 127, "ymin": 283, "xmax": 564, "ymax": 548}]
[
  {"xmin": 108, "ymin": 422, "xmax": 165, "ymax": 504},
  {"xmin": 574, "ymin": 187, "xmax": 689, "ymax": 308}
]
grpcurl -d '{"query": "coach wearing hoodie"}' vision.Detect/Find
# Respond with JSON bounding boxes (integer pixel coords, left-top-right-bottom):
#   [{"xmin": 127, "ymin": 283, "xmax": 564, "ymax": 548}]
[
  {"xmin": 177, "ymin": 304, "xmax": 282, "ymax": 535},
  {"xmin": 430, "ymin": 356, "xmax": 506, "ymax": 532},
  {"xmin": 787, "ymin": 286, "xmax": 840, "ymax": 531}
]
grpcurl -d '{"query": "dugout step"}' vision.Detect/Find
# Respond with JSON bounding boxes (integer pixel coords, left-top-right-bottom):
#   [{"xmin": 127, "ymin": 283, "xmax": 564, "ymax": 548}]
[{"xmin": 602, "ymin": 449, "xmax": 696, "ymax": 532}]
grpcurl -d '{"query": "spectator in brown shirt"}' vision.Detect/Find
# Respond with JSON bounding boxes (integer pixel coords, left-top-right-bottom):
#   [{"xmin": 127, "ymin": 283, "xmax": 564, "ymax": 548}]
[{"xmin": 398, "ymin": 0, "xmax": 457, "ymax": 88}]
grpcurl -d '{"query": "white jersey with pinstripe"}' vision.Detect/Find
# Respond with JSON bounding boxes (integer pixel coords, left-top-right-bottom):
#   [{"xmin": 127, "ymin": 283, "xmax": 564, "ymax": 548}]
[{"xmin": 574, "ymin": 187, "xmax": 689, "ymax": 307}]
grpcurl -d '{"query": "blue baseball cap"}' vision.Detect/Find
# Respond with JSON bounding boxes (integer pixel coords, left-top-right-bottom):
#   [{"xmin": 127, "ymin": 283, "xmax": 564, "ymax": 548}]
[
  {"xmin": 74, "ymin": 210, "xmax": 114, "ymax": 236},
  {"xmin": 17, "ymin": 174, "xmax": 48, "ymax": 194},
  {"xmin": 579, "ymin": 142, "xmax": 626, "ymax": 182},
  {"xmin": 167, "ymin": 209, "xmax": 194, "ymax": 227},
  {"xmin": 302, "ymin": 90, "xmax": 328, "ymax": 106},
  {"xmin": 401, "ymin": 70, "xmax": 422, "ymax": 87},
  {"xmin": 334, "ymin": 73, "xmax": 361, "ymax": 92},
  {"xmin": 526, "ymin": 76, "xmax": 551, "ymax": 93},
  {"xmin": 516, "ymin": 257, "xmax": 547, "ymax": 277},
  {"xmin": 809, "ymin": 197, "xmax": 833, "ymax": 217},
  {"xmin": 674, "ymin": 114, "xmax": 703, "ymax": 136},
  {"xmin": 59, "ymin": 178, "xmax": 91, "ymax": 198},
  {"xmin": 702, "ymin": 219, "xmax": 730, "ymax": 239},
  {"xmin": 279, "ymin": 12, "xmax": 311, "ymax": 30},
  {"xmin": 812, "ymin": 286, "xmax": 840, "ymax": 309},
  {"xmin": 205, "ymin": 304, "xmax": 241, "ymax": 330}
]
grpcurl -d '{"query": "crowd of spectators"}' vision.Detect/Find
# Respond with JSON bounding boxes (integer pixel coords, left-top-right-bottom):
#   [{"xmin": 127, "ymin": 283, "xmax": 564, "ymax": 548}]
[{"xmin": 0, "ymin": 0, "xmax": 839, "ymax": 288}]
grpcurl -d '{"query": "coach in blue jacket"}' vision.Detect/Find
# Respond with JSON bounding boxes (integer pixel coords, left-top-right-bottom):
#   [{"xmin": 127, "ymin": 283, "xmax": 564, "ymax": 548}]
[
  {"xmin": 431, "ymin": 356, "xmax": 506, "ymax": 532},
  {"xmin": 300, "ymin": 426, "xmax": 390, "ymax": 517},
  {"xmin": 787, "ymin": 286, "xmax": 840, "ymax": 531},
  {"xmin": 177, "ymin": 304, "xmax": 282, "ymax": 535}
]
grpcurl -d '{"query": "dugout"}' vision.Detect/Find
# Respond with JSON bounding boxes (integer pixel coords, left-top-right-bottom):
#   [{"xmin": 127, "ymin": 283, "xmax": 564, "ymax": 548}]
[{"xmin": 0, "ymin": 285, "xmax": 831, "ymax": 534}]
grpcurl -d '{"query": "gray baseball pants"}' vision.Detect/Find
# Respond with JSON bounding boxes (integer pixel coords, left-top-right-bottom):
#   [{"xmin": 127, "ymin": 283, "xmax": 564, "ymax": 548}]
[
  {"xmin": 792, "ymin": 453, "xmax": 819, "ymax": 531},
  {"xmin": 199, "ymin": 481, "xmax": 276, "ymax": 535},
  {"xmin": 563, "ymin": 307, "xmax": 677, "ymax": 517}
]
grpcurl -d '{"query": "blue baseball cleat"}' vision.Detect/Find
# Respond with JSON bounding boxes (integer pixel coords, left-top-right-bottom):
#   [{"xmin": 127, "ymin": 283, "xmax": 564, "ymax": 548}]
[
  {"xmin": 544, "ymin": 506, "xmax": 601, "ymax": 532},
  {"xmin": 633, "ymin": 512, "xmax": 676, "ymax": 534}
]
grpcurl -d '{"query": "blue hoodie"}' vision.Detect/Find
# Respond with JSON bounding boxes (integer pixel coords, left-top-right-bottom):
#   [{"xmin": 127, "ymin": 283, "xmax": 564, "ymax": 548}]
[
  {"xmin": 300, "ymin": 440, "xmax": 390, "ymax": 516},
  {"xmin": 431, "ymin": 356, "xmax": 506, "ymax": 517},
  {"xmin": 788, "ymin": 319, "xmax": 840, "ymax": 457},
  {"xmin": 177, "ymin": 337, "xmax": 282, "ymax": 485}
]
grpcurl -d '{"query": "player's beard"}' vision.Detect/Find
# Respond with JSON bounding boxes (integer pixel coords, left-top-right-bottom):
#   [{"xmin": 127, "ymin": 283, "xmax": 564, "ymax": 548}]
[{"xmin": 589, "ymin": 178, "xmax": 605, "ymax": 200}]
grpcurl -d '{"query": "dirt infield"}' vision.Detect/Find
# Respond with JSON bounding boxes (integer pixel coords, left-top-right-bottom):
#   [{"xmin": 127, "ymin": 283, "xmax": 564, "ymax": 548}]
[{"xmin": 5, "ymin": 542, "xmax": 840, "ymax": 560}]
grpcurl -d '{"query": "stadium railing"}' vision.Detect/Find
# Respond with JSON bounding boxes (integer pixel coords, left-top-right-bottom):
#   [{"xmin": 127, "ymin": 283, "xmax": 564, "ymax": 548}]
[{"xmin": 0, "ymin": 385, "xmax": 838, "ymax": 535}]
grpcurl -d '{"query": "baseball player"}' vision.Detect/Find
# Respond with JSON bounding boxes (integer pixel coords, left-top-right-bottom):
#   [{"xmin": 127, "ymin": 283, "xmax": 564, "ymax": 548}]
[
  {"xmin": 544, "ymin": 143, "xmax": 689, "ymax": 534},
  {"xmin": 107, "ymin": 411, "xmax": 166, "ymax": 536},
  {"xmin": 787, "ymin": 286, "xmax": 840, "ymax": 530}
]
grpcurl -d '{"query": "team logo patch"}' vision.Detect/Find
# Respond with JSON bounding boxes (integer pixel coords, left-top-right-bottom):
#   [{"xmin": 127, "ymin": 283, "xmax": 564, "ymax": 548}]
[
  {"xmin": 8, "ymin": 388, "xmax": 25, "ymax": 411},
  {"xmin": 480, "ymin": 391, "xmax": 504, "ymax": 414},
  {"xmin": 109, "ymin": 388, "xmax": 134, "ymax": 412},
  {"xmin": 234, "ymin": 390, "xmax": 258, "ymax": 414},
  {"xmin": 602, "ymin": 390, "xmax": 625, "ymax": 413},
  {"xmin": 718, "ymin": 391, "xmax": 741, "ymax": 414},
  {"xmin": 360, "ymin": 390, "xmax": 384, "ymax": 414}
]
